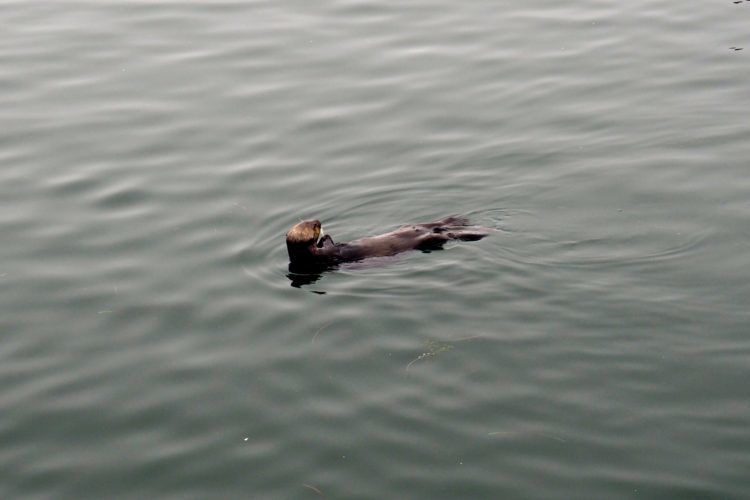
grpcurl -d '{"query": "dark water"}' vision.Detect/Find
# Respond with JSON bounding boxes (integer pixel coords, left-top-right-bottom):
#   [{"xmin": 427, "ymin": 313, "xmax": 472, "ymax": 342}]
[{"xmin": 2, "ymin": 1, "xmax": 750, "ymax": 498}]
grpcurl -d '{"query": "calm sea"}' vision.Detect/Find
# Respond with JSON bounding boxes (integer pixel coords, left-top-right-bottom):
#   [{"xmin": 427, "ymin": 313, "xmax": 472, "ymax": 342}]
[{"xmin": 1, "ymin": 1, "xmax": 749, "ymax": 498}]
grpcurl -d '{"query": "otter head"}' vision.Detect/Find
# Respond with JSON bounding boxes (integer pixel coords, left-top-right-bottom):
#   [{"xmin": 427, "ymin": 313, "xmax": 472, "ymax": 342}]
[{"xmin": 286, "ymin": 220, "xmax": 328, "ymax": 264}]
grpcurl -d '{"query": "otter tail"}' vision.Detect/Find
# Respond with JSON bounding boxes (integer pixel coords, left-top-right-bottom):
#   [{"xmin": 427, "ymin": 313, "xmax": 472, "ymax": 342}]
[
  {"xmin": 423, "ymin": 215, "xmax": 471, "ymax": 228},
  {"xmin": 418, "ymin": 216, "xmax": 493, "ymax": 247},
  {"xmin": 447, "ymin": 230, "xmax": 488, "ymax": 241}
]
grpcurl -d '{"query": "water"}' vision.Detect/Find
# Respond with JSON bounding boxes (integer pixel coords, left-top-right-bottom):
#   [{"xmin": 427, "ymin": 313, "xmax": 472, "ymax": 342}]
[{"xmin": 1, "ymin": 1, "xmax": 749, "ymax": 498}]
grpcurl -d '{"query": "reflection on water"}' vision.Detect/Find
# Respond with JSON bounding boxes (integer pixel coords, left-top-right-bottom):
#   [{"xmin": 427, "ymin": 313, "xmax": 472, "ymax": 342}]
[
  {"xmin": 287, "ymin": 265, "xmax": 329, "ymax": 288},
  {"xmin": 1, "ymin": 0, "xmax": 750, "ymax": 498}
]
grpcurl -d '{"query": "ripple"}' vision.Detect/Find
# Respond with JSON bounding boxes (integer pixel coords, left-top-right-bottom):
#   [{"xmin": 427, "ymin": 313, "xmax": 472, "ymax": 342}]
[
  {"xmin": 93, "ymin": 184, "xmax": 152, "ymax": 210},
  {"xmin": 525, "ymin": 229, "xmax": 713, "ymax": 269}
]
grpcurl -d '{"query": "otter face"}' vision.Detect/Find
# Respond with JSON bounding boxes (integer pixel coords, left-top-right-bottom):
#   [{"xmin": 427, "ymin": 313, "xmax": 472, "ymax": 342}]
[
  {"xmin": 286, "ymin": 220, "xmax": 329, "ymax": 264},
  {"xmin": 286, "ymin": 220, "xmax": 324, "ymax": 247}
]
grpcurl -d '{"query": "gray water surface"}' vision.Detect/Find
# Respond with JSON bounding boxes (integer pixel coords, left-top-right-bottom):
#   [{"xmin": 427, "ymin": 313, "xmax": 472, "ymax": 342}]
[{"xmin": 1, "ymin": 1, "xmax": 750, "ymax": 498}]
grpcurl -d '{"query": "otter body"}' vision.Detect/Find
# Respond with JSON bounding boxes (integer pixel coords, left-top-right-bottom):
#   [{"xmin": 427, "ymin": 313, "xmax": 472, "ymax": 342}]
[{"xmin": 286, "ymin": 217, "xmax": 490, "ymax": 276}]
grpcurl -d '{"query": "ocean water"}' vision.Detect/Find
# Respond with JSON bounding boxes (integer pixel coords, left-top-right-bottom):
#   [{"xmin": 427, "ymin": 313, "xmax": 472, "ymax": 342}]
[{"xmin": 1, "ymin": 1, "xmax": 749, "ymax": 498}]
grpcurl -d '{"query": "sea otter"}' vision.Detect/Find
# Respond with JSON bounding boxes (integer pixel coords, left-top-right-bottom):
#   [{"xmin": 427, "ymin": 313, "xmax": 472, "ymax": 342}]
[{"xmin": 286, "ymin": 216, "xmax": 491, "ymax": 284}]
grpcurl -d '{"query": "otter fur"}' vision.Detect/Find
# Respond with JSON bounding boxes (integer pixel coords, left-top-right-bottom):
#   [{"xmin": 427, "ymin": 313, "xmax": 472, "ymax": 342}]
[{"xmin": 286, "ymin": 216, "xmax": 490, "ymax": 274}]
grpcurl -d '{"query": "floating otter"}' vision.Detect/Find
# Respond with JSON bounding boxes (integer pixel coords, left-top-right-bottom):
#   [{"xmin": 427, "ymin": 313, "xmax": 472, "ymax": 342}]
[{"xmin": 286, "ymin": 216, "xmax": 491, "ymax": 286}]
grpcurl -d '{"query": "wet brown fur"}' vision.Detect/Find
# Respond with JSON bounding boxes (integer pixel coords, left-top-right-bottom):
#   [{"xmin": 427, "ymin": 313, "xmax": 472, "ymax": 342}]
[{"xmin": 286, "ymin": 220, "xmax": 321, "ymax": 245}]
